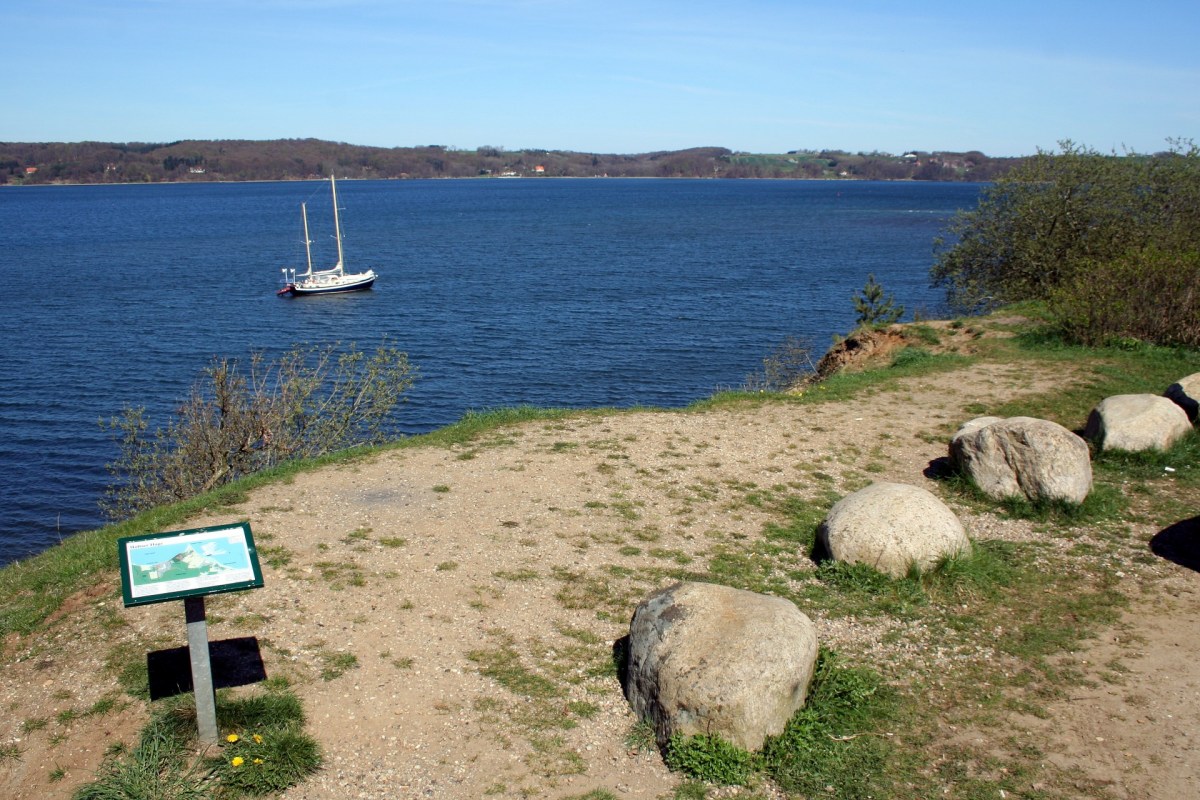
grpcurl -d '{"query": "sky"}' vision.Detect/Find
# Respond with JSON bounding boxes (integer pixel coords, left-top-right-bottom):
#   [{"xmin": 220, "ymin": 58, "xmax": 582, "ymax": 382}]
[{"xmin": 4, "ymin": 0, "xmax": 1198, "ymax": 157}]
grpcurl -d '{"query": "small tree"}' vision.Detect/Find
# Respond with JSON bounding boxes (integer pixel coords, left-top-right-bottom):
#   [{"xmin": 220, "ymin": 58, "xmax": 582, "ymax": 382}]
[
  {"xmin": 101, "ymin": 341, "xmax": 416, "ymax": 520},
  {"xmin": 853, "ymin": 274, "xmax": 904, "ymax": 328}
]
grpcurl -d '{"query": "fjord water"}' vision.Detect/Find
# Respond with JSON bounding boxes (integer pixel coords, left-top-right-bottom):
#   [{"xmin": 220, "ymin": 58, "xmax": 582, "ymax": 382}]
[{"xmin": 0, "ymin": 178, "xmax": 981, "ymax": 565}]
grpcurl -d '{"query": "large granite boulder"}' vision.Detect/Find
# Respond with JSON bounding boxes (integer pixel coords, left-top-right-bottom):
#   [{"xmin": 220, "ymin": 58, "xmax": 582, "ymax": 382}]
[
  {"xmin": 626, "ymin": 581, "xmax": 818, "ymax": 752},
  {"xmin": 1085, "ymin": 394, "xmax": 1192, "ymax": 452},
  {"xmin": 950, "ymin": 416, "xmax": 1092, "ymax": 504},
  {"xmin": 816, "ymin": 482, "xmax": 969, "ymax": 578},
  {"xmin": 1165, "ymin": 373, "xmax": 1200, "ymax": 423}
]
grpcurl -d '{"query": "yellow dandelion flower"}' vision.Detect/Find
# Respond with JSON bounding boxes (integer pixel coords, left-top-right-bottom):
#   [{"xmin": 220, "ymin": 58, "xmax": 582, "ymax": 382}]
[
  {"xmin": 253, "ymin": 758, "xmax": 264, "ymax": 765},
  {"xmin": 252, "ymin": 734, "xmax": 263, "ymax": 744},
  {"xmin": 226, "ymin": 734, "xmax": 240, "ymax": 743},
  {"xmin": 231, "ymin": 756, "xmax": 245, "ymax": 767}
]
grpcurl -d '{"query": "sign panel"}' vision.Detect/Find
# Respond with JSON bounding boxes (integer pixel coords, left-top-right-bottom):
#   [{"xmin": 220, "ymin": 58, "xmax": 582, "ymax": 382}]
[{"xmin": 118, "ymin": 522, "xmax": 264, "ymax": 607}]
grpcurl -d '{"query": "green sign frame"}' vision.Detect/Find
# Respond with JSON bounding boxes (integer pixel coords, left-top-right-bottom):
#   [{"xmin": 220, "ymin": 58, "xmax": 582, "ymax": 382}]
[{"xmin": 118, "ymin": 522, "xmax": 264, "ymax": 607}]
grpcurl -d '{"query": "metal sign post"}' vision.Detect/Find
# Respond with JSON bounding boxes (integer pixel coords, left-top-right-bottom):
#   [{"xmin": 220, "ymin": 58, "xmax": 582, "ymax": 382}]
[
  {"xmin": 184, "ymin": 596, "xmax": 219, "ymax": 744},
  {"xmin": 118, "ymin": 522, "xmax": 264, "ymax": 745}
]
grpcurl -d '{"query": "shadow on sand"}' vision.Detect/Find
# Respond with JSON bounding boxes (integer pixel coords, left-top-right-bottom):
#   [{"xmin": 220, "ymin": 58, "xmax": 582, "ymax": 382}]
[
  {"xmin": 147, "ymin": 636, "xmax": 267, "ymax": 701},
  {"xmin": 1150, "ymin": 516, "xmax": 1200, "ymax": 573}
]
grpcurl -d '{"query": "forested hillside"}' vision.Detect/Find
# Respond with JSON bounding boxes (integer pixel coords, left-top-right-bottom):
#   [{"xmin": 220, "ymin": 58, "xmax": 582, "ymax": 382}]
[{"xmin": 0, "ymin": 139, "xmax": 1020, "ymax": 184}]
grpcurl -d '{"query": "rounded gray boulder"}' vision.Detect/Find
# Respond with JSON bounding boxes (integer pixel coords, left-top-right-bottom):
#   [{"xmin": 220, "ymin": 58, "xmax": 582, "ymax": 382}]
[
  {"xmin": 950, "ymin": 416, "xmax": 1092, "ymax": 504},
  {"xmin": 817, "ymin": 482, "xmax": 969, "ymax": 578},
  {"xmin": 1085, "ymin": 394, "xmax": 1192, "ymax": 452},
  {"xmin": 625, "ymin": 581, "xmax": 818, "ymax": 752}
]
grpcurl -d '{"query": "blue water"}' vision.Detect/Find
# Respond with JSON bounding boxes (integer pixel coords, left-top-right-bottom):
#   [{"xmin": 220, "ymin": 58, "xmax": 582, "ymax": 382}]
[{"xmin": 0, "ymin": 178, "xmax": 982, "ymax": 565}]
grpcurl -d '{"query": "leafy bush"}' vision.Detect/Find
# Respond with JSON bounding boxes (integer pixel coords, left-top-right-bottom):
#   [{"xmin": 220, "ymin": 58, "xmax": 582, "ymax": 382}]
[
  {"xmin": 102, "ymin": 341, "xmax": 415, "ymax": 519},
  {"xmin": 1047, "ymin": 247, "xmax": 1200, "ymax": 347},
  {"xmin": 931, "ymin": 139, "xmax": 1200, "ymax": 345}
]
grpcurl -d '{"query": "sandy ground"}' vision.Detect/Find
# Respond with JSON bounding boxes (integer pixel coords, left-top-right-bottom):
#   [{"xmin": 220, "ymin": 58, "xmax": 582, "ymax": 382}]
[{"xmin": 2, "ymin": 348, "xmax": 1198, "ymax": 799}]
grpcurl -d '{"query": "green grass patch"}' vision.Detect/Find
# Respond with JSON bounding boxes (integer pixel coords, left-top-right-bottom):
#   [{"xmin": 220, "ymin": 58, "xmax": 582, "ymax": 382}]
[
  {"xmin": 318, "ymin": 651, "xmax": 358, "ymax": 681},
  {"xmin": 72, "ymin": 685, "xmax": 320, "ymax": 800},
  {"xmin": 1093, "ymin": 428, "xmax": 1200, "ymax": 484},
  {"xmin": 663, "ymin": 651, "xmax": 897, "ymax": 796},
  {"xmin": 985, "ymin": 326, "xmax": 1200, "ymax": 427},
  {"xmin": 942, "ymin": 468, "xmax": 1128, "ymax": 527},
  {"xmin": 467, "ymin": 641, "xmax": 562, "ymax": 700}
]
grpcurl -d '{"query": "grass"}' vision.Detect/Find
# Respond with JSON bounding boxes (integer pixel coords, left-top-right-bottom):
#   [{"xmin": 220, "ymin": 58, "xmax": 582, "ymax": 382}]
[
  {"xmin": 467, "ymin": 640, "xmax": 562, "ymax": 700},
  {"xmin": 1093, "ymin": 428, "xmax": 1200, "ymax": 484},
  {"xmin": 318, "ymin": 651, "xmax": 359, "ymax": 681},
  {"xmin": 692, "ymin": 346, "xmax": 974, "ymax": 415},
  {"xmin": 985, "ymin": 327, "xmax": 1200, "ymax": 428},
  {"xmin": 8, "ymin": 310, "xmax": 1184, "ymax": 643},
  {"xmin": 71, "ymin": 685, "xmax": 320, "ymax": 800}
]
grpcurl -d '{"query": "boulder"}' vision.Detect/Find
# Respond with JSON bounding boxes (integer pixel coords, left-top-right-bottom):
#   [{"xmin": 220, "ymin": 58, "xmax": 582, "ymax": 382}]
[
  {"xmin": 816, "ymin": 482, "xmax": 969, "ymax": 578},
  {"xmin": 1085, "ymin": 394, "xmax": 1192, "ymax": 452},
  {"xmin": 626, "ymin": 581, "xmax": 818, "ymax": 752},
  {"xmin": 1165, "ymin": 373, "xmax": 1200, "ymax": 423},
  {"xmin": 950, "ymin": 416, "xmax": 1092, "ymax": 504}
]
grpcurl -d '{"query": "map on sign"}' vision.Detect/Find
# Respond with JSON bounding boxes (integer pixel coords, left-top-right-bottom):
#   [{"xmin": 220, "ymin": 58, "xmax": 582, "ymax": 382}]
[{"xmin": 119, "ymin": 522, "xmax": 263, "ymax": 606}]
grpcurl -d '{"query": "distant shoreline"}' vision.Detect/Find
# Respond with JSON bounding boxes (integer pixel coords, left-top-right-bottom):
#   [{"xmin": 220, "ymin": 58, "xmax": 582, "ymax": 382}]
[
  {"xmin": 0, "ymin": 174, "xmax": 987, "ymax": 189},
  {"xmin": 1, "ymin": 139, "xmax": 1018, "ymax": 186}
]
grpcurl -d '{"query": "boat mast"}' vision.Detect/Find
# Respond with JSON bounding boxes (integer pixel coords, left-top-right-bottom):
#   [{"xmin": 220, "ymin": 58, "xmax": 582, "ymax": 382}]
[
  {"xmin": 330, "ymin": 173, "xmax": 345, "ymax": 275},
  {"xmin": 301, "ymin": 202, "xmax": 313, "ymax": 278}
]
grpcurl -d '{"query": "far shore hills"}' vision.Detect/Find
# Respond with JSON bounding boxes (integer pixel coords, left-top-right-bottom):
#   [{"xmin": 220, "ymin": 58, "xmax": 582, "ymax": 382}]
[{"xmin": 1, "ymin": 139, "xmax": 1023, "ymax": 185}]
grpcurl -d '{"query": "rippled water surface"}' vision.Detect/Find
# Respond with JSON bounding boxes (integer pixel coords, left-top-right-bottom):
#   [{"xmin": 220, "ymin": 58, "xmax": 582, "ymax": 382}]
[{"xmin": 0, "ymin": 178, "xmax": 982, "ymax": 563}]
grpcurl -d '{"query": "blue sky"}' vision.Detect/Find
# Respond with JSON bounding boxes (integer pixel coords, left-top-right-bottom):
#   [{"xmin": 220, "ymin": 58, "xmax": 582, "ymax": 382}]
[{"xmin": 4, "ymin": 0, "xmax": 1197, "ymax": 156}]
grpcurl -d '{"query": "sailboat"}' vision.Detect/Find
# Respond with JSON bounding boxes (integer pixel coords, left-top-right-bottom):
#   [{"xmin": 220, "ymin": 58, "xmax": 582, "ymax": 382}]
[{"xmin": 277, "ymin": 173, "xmax": 377, "ymax": 296}]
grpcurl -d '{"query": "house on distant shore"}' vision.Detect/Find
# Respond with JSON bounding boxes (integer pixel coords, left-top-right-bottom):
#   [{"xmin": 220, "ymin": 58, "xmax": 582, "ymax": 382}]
[
  {"xmin": 24, "ymin": 167, "xmax": 37, "ymax": 175},
  {"xmin": 533, "ymin": 165, "xmax": 545, "ymax": 174}
]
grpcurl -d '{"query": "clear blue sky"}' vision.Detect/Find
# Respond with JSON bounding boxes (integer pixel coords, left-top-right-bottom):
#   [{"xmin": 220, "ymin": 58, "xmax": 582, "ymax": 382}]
[{"xmin": 5, "ymin": 0, "xmax": 1197, "ymax": 156}]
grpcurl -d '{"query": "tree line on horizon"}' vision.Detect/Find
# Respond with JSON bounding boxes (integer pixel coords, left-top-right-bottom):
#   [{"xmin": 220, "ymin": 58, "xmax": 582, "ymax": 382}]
[{"xmin": 0, "ymin": 138, "xmax": 1023, "ymax": 184}]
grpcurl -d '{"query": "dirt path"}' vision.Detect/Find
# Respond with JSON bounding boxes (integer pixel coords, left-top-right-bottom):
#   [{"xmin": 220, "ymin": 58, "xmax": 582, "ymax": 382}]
[{"xmin": 2, "ymin": 353, "xmax": 1197, "ymax": 799}]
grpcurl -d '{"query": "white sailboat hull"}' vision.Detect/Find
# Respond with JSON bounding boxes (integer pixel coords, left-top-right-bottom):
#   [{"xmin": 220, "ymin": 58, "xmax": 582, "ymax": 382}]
[{"xmin": 285, "ymin": 270, "xmax": 377, "ymax": 296}]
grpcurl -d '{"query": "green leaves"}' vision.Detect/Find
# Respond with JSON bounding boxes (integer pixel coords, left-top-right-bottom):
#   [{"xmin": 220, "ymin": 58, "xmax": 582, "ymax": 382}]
[{"xmin": 932, "ymin": 139, "xmax": 1200, "ymax": 340}]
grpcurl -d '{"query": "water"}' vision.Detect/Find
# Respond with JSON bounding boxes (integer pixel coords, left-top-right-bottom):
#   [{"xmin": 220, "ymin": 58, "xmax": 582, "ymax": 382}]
[{"xmin": 0, "ymin": 178, "xmax": 982, "ymax": 564}]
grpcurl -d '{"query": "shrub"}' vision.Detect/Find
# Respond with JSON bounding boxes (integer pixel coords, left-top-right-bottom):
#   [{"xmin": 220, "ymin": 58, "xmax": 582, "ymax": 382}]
[
  {"xmin": 1047, "ymin": 247, "xmax": 1200, "ymax": 347},
  {"xmin": 744, "ymin": 335, "xmax": 817, "ymax": 391},
  {"xmin": 932, "ymin": 139, "xmax": 1200, "ymax": 330},
  {"xmin": 101, "ymin": 340, "xmax": 415, "ymax": 519}
]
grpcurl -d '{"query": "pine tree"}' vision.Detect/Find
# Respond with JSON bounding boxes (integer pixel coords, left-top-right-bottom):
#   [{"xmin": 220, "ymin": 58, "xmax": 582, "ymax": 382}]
[{"xmin": 853, "ymin": 274, "xmax": 904, "ymax": 327}]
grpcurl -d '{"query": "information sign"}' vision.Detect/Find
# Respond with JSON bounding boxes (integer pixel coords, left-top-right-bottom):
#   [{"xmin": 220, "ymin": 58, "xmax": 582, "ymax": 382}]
[{"xmin": 118, "ymin": 522, "xmax": 264, "ymax": 607}]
